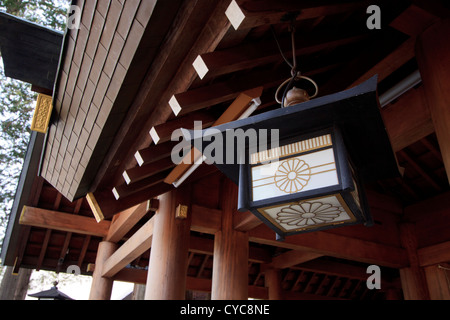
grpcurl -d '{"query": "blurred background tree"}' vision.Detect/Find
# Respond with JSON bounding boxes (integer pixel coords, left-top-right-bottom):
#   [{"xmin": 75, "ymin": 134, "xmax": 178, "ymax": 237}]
[
  {"xmin": 0, "ymin": 0, "xmax": 69, "ymax": 244},
  {"xmin": 0, "ymin": 0, "xmax": 70, "ymax": 299}
]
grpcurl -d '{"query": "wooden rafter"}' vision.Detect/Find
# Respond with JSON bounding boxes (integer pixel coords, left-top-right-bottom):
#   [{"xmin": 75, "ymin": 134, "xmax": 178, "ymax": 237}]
[
  {"xmin": 134, "ymin": 141, "xmax": 178, "ymax": 167},
  {"xmin": 266, "ymin": 250, "xmax": 323, "ymax": 269},
  {"xmin": 193, "ymin": 32, "xmax": 367, "ymax": 80},
  {"xmin": 249, "ymin": 224, "xmax": 408, "ymax": 268},
  {"xmin": 382, "ymin": 86, "xmax": 434, "ymax": 152},
  {"xmin": 91, "ymin": 0, "xmax": 232, "ymax": 192},
  {"xmin": 113, "ymin": 170, "xmax": 170, "ymax": 200},
  {"xmin": 148, "ymin": 111, "xmax": 216, "ymax": 145},
  {"xmin": 19, "ymin": 206, "xmax": 110, "ymax": 238},
  {"xmin": 225, "ymin": 0, "xmax": 367, "ymax": 30},
  {"xmin": 164, "ymin": 87, "xmax": 263, "ymax": 185}
]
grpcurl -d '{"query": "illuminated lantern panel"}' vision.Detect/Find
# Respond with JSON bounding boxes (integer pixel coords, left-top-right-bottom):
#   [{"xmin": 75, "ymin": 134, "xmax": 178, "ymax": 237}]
[
  {"xmin": 240, "ymin": 128, "xmax": 371, "ymax": 238},
  {"xmin": 182, "ymin": 76, "xmax": 399, "ymax": 239}
]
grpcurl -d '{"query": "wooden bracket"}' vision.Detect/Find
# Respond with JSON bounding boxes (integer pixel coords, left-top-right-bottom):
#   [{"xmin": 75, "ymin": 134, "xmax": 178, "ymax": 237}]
[{"xmin": 175, "ymin": 204, "xmax": 188, "ymax": 219}]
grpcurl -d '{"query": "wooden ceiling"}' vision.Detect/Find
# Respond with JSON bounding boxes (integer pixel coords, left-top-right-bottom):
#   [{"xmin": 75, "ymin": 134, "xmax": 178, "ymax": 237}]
[
  {"xmin": 83, "ymin": 0, "xmax": 446, "ymax": 218},
  {"xmin": 5, "ymin": 0, "xmax": 450, "ymax": 300}
]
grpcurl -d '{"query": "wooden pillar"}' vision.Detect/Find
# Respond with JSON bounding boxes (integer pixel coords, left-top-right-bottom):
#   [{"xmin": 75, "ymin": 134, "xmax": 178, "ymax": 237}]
[
  {"xmin": 416, "ymin": 19, "xmax": 450, "ymax": 183},
  {"xmin": 265, "ymin": 268, "xmax": 283, "ymax": 300},
  {"xmin": 0, "ymin": 267, "xmax": 32, "ymax": 300},
  {"xmin": 89, "ymin": 241, "xmax": 118, "ymax": 300},
  {"xmin": 211, "ymin": 179, "xmax": 248, "ymax": 300},
  {"xmin": 399, "ymin": 223, "xmax": 429, "ymax": 300},
  {"xmin": 424, "ymin": 264, "xmax": 450, "ymax": 300},
  {"xmin": 145, "ymin": 188, "xmax": 192, "ymax": 300}
]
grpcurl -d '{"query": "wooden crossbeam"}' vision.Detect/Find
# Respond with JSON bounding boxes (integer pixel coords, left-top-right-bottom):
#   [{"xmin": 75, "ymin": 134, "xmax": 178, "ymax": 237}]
[
  {"xmin": 349, "ymin": 5, "xmax": 437, "ymax": 88},
  {"xmin": 148, "ymin": 110, "xmax": 216, "ymax": 145},
  {"xmin": 171, "ymin": 58, "xmax": 339, "ymax": 117},
  {"xmin": 123, "ymin": 157, "xmax": 175, "ymax": 185},
  {"xmin": 19, "ymin": 206, "xmax": 110, "ymax": 238},
  {"xmin": 105, "ymin": 202, "xmax": 150, "ymax": 243},
  {"xmin": 233, "ymin": 211, "xmax": 262, "ymax": 231},
  {"xmin": 90, "ymin": 0, "xmax": 232, "ymax": 193},
  {"xmin": 134, "ymin": 141, "xmax": 178, "ymax": 167},
  {"xmin": 382, "ymin": 86, "xmax": 433, "ymax": 152},
  {"xmin": 348, "ymin": 37, "xmax": 417, "ymax": 88},
  {"xmin": 248, "ymin": 224, "xmax": 408, "ymax": 268},
  {"xmin": 418, "ymin": 241, "xmax": 450, "ymax": 267},
  {"xmin": 169, "ymin": 73, "xmax": 278, "ymax": 116},
  {"xmin": 191, "ymin": 204, "xmax": 221, "ymax": 234},
  {"xmin": 225, "ymin": 0, "xmax": 366, "ymax": 30},
  {"xmin": 266, "ymin": 250, "xmax": 323, "ymax": 269},
  {"xmin": 113, "ymin": 170, "xmax": 170, "ymax": 200},
  {"xmin": 102, "ymin": 216, "xmax": 155, "ymax": 278},
  {"xmin": 165, "ymin": 87, "xmax": 263, "ymax": 185}
]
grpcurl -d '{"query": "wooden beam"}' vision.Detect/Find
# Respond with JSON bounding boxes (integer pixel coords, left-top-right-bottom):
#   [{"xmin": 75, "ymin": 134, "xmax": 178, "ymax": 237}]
[
  {"xmin": 405, "ymin": 191, "xmax": 450, "ymax": 219},
  {"xmin": 86, "ymin": 192, "xmax": 105, "ymax": 222},
  {"xmin": 194, "ymin": 32, "xmax": 367, "ymax": 80},
  {"xmin": 349, "ymin": 38, "xmax": 416, "ymax": 89},
  {"xmin": 389, "ymin": 4, "xmax": 438, "ymax": 37},
  {"xmin": 170, "ymin": 61, "xmax": 333, "ymax": 116},
  {"xmin": 233, "ymin": 211, "xmax": 263, "ymax": 231},
  {"xmin": 134, "ymin": 141, "xmax": 178, "ymax": 167},
  {"xmin": 191, "ymin": 204, "xmax": 221, "ymax": 234},
  {"xmin": 165, "ymin": 87, "xmax": 263, "ymax": 184},
  {"xmin": 148, "ymin": 110, "xmax": 216, "ymax": 145},
  {"xmin": 95, "ymin": 163, "xmax": 218, "ymax": 220},
  {"xmin": 248, "ymin": 224, "xmax": 408, "ymax": 268},
  {"xmin": 225, "ymin": 0, "xmax": 366, "ymax": 30},
  {"xmin": 404, "ymin": 191, "xmax": 450, "ymax": 247},
  {"xmin": 91, "ymin": 0, "xmax": 231, "ymax": 191},
  {"xmin": 267, "ymin": 250, "xmax": 323, "ymax": 269},
  {"xmin": 19, "ymin": 206, "xmax": 110, "ymax": 238},
  {"xmin": 382, "ymin": 86, "xmax": 434, "ymax": 152},
  {"xmin": 105, "ymin": 202, "xmax": 150, "ymax": 243},
  {"xmin": 348, "ymin": 4, "xmax": 437, "ymax": 88},
  {"xmin": 102, "ymin": 216, "xmax": 155, "ymax": 278},
  {"xmin": 416, "ymin": 19, "xmax": 450, "ymax": 184},
  {"xmin": 295, "ymin": 259, "xmax": 386, "ymax": 282},
  {"xmin": 77, "ymin": 235, "xmax": 91, "ymax": 268},
  {"xmin": 418, "ymin": 242, "xmax": 450, "ymax": 267},
  {"xmin": 113, "ymin": 170, "xmax": 169, "ymax": 200},
  {"xmin": 123, "ymin": 157, "xmax": 175, "ymax": 185},
  {"xmin": 36, "ymin": 229, "xmax": 51, "ymax": 271}
]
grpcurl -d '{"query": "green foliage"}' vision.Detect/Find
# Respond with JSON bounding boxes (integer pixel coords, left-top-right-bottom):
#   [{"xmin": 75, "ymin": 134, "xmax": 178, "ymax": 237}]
[
  {"xmin": 0, "ymin": 66, "xmax": 35, "ymax": 234},
  {"xmin": 0, "ymin": 0, "xmax": 69, "ymax": 31},
  {"xmin": 0, "ymin": 0, "xmax": 70, "ymax": 243}
]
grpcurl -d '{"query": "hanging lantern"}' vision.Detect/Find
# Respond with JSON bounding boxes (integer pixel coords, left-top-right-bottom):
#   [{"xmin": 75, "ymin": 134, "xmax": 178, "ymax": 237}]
[{"xmin": 180, "ymin": 76, "xmax": 400, "ymax": 239}]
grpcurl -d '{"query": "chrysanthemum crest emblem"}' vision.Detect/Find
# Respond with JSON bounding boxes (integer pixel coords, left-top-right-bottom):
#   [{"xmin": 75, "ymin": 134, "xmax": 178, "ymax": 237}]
[
  {"xmin": 276, "ymin": 201, "xmax": 343, "ymax": 227},
  {"xmin": 274, "ymin": 158, "xmax": 311, "ymax": 193}
]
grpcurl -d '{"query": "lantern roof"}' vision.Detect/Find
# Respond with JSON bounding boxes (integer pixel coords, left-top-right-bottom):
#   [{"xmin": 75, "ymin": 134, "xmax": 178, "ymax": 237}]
[
  {"xmin": 28, "ymin": 284, "xmax": 74, "ymax": 300},
  {"xmin": 182, "ymin": 75, "xmax": 400, "ymax": 185}
]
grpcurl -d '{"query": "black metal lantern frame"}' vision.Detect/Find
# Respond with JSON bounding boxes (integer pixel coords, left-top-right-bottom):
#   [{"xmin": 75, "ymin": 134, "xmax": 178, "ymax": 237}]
[
  {"xmin": 237, "ymin": 125, "xmax": 373, "ymax": 238},
  {"xmin": 181, "ymin": 75, "xmax": 399, "ymax": 238}
]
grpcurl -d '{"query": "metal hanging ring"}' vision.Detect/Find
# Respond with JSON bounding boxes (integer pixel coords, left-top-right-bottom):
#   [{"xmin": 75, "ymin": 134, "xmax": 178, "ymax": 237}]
[{"xmin": 275, "ymin": 74, "xmax": 319, "ymax": 104}]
